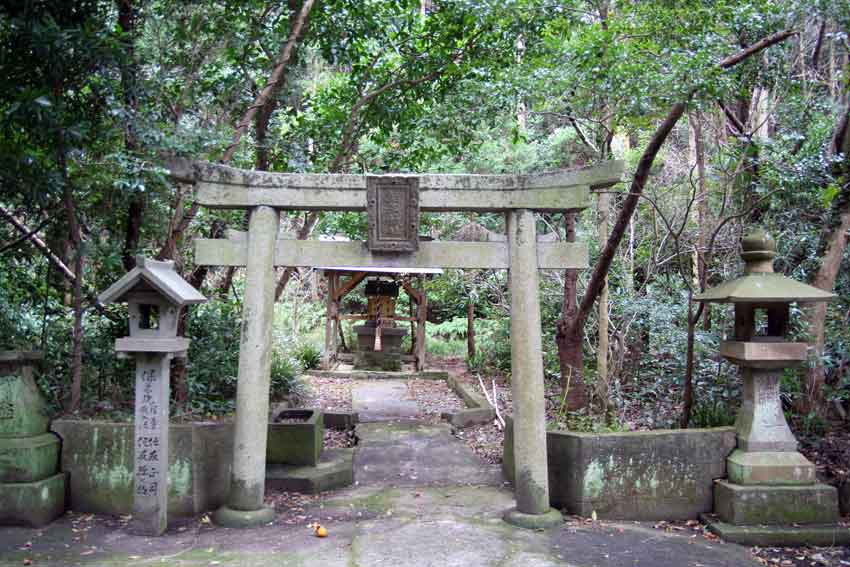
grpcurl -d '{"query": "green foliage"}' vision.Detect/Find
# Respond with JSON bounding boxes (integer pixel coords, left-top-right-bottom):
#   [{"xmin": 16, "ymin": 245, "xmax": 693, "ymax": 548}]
[
  {"xmin": 689, "ymin": 399, "xmax": 737, "ymax": 429},
  {"xmin": 270, "ymin": 349, "xmax": 301, "ymax": 401},
  {"xmin": 184, "ymin": 301, "xmax": 242, "ymax": 416},
  {"xmin": 295, "ymin": 343, "xmax": 322, "ymax": 370}
]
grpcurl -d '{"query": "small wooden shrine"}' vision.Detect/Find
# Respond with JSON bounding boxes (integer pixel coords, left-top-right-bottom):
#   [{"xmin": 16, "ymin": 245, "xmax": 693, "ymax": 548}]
[{"xmin": 321, "ymin": 266, "xmax": 441, "ymax": 371}]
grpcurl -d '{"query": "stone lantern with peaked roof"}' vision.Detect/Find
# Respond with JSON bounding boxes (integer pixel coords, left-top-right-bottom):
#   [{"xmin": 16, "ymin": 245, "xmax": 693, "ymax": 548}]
[
  {"xmin": 696, "ymin": 229, "xmax": 841, "ymax": 542},
  {"xmin": 99, "ymin": 256, "xmax": 206, "ymax": 536}
]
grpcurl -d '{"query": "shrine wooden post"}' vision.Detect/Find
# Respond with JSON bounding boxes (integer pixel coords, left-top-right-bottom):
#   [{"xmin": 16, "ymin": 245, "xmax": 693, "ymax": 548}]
[{"xmin": 177, "ymin": 159, "xmax": 624, "ymax": 528}]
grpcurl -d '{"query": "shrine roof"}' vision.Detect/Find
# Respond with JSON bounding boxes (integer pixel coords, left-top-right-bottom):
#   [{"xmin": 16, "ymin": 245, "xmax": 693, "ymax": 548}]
[{"xmin": 98, "ymin": 256, "xmax": 207, "ymax": 306}]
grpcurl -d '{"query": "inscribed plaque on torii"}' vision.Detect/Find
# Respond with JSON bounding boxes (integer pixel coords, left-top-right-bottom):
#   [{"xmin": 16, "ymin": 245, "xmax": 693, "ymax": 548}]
[{"xmin": 367, "ymin": 176, "xmax": 419, "ymax": 253}]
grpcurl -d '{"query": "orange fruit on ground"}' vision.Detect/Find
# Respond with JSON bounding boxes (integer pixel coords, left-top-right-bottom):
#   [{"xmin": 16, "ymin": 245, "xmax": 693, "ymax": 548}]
[{"xmin": 315, "ymin": 526, "xmax": 328, "ymax": 538}]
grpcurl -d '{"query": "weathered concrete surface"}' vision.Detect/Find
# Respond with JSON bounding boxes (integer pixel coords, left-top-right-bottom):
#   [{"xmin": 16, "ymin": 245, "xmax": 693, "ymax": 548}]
[
  {"xmin": 714, "ymin": 480, "xmax": 839, "ymax": 525},
  {"xmin": 703, "ymin": 513, "xmax": 850, "ymax": 546},
  {"xmin": 506, "ymin": 209, "xmax": 552, "ymax": 517},
  {"xmin": 0, "ymin": 472, "xmax": 67, "ymax": 528},
  {"xmin": 726, "ymin": 449, "xmax": 816, "ymax": 485},
  {"xmin": 267, "ymin": 410, "xmax": 324, "ymax": 466},
  {"xmin": 197, "ymin": 238, "xmax": 590, "ymax": 271},
  {"xmin": 0, "ymin": 352, "xmax": 66, "ymax": 528},
  {"xmin": 0, "ymin": 433, "xmax": 60, "ymax": 483},
  {"xmin": 355, "ymin": 422, "xmax": 503, "ymax": 488},
  {"xmin": 225, "ymin": 205, "xmax": 279, "ymax": 521},
  {"xmin": 0, "ymin": 484, "xmax": 760, "ymax": 567},
  {"xmin": 323, "ymin": 411, "xmax": 358, "ymax": 430},
  {"xmin": 51, "ymin": 420, "xmax": 232, "ymax": 517},
  {"xmin": 503, "ymin": 421, "xmax": 737, "ymax": 520},
  {"xmin": 266, "ymin": 448, "xmax": 354, "ymax": 494},
  {"xmin": 0, "ymin": 365, "xmax": 49, "ymax": 438},
  {"xmin": 442, "ymin": 374, "xmax": 496, "ymax": 428},
  {"xmin": 352, "ymin": 380, "xmax": 419, "ymax": 422},
  {"xmin": 130, "ymin": 352, "xmax": 171, "ymax": 536}
]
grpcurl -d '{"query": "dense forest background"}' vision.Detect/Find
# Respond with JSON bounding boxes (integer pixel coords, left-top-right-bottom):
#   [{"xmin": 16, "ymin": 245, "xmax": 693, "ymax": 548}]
[{"xmin": 1, "ymin": 0, "xmax": 848, "ymax": 435}]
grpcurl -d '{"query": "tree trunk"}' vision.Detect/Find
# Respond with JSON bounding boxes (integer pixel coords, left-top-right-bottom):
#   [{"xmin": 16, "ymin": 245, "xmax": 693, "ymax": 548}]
[
  {"xmin": 157, "ymin": 0, "xmax": 315, "ymax": 263},
  {"xmin": 58, "ymin": 143, "xmax": 84, "ymax": 414},
  {"xmin": 595, "ymin": 192, "xmax": 611, "ymax": 416},
  {"xmin": 467, "ymin": 299, "xmax": 476, "ymax": 361},
  {"xmin": 118, "ymin": 0, "xmax": 143, "ymax": 271},
  {"xmin": 804, "ymin": 100, "xmax": 850, "ymax": 412},
  {"xmin": 680, "ymin": 300, "xmax": 698, "ymax": 427},
  {"xmin": 690, "ymin": 112, "xmax": 711, "ymax": 330},
  {"xmin": 556, "ymin": 211, "xmax": 587, "ymax": 408}
]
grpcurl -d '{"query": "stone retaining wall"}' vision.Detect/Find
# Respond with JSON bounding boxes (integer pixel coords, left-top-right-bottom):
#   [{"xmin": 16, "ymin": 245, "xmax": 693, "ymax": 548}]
[
  {"xmin": 52, "ymin": 420, "xmax": 232, "ymax": 517},
  {"xmin": 503, "ymin": 419, "xmax": 736, "ymax": 520}
]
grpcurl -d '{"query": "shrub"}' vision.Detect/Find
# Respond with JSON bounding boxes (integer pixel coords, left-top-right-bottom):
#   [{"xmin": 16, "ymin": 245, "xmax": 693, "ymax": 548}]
[{"xmin": 295, "ymin": 343, "xmax": 322, "ymax": 370}]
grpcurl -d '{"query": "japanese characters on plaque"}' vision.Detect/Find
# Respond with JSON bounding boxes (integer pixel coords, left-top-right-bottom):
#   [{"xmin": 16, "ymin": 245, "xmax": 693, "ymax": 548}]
[
  {"xmin": 134, "ymin": 367, "xmax": 162, "ymax": 497},
  {"xmin": 367, "ymin": 176, "xmax": 420, "ymax": 253}
]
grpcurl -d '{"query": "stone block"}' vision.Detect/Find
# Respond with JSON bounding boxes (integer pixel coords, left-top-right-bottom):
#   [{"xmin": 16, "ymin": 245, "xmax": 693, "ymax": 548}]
[
  {"xmin": 354, "ymin": 351, "xmax": 402, "ymax": 371},
  {"xmin": 323, "ymin": 411, "xmax": 358, "ymax": 430},
  {"xmin": 0, "ymin": 472, "xmax": 66, "ymax": 528},
  {"xmin": 266, "ymin": 448, "xmax": 354, "ymax": 494},
  {"xmin": 267, "ymin": 410, "xmax": 323, "ymax": 466},
  {"xmin": 442, "ymin": 408, "xmax": 495, "ymax": 428},
  {"xmin": 442, "ymin": 375, "xmax": 496, "ymax": 429},
  {"xmin": 726, "ymin": 450, "xmax": 816, "ymax": 485},
  {"xmin": 502, "ymin": 420, "xmax": 737, "ymax": 521},
  {"xmin": 0, "ymin": 433, "xmax": 61, "ymax": 483},
  {"xmin": 714, "ymin": 480, "xmax": 839, "ymax": 526},
  {"xmin": 702, "ymin": 514, "xmax": 850, "ymax": 547}
]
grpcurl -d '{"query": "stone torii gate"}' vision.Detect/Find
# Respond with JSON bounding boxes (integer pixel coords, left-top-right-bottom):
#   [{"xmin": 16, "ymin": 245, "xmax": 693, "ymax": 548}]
[{"xmin": 179, "ymin": 159, "xmax": 624, "ymax": 528}]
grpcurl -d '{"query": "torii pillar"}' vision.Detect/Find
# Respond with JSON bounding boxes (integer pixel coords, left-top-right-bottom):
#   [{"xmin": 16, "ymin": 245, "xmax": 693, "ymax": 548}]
[
  {"xmin": 503, "ymin": 209, "xmax": 563, "ymax": 528},
  {"xmin": 213, "ymin": 205, "xmax": 279, "ymax": 527}
]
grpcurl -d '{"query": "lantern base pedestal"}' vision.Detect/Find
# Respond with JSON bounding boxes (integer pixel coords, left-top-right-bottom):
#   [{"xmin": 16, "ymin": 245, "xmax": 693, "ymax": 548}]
[
  {"xmin": 726, "ymin": 450, "xmax": 816, "ymax": 485},
  {"xmin": 702, "ymin": 513, "xmax": 850, "ymax": 547},
  {"xmin": 714, "ymin": 480, "xmax": 838, "ymax": 526},
  {"xmin": 0, "ymin": 472, "xmax": 66, "ymax": 528}
]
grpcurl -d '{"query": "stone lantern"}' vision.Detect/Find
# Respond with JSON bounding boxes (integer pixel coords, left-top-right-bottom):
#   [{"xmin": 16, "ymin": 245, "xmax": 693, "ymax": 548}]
[
  {"xmin": 99, "ymin": 256, "xmax": 206, "ymax": 535},
  {"xmin": 696, "ymin": 230, "xmax": 841, "ymax": 543},
  {"xmin": 0, "ymin": 351, "xmax": 66, "ymax": 527}
]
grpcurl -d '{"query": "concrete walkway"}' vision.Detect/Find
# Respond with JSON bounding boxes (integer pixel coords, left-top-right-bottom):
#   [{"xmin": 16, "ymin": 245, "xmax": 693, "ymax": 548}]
[
  {"xmin": 352, "ymin": 379, "xmax": 419, "ymax": 421},
  {"xmin": 0, "ymin": 380, "xmax": 760, "ymax": 566}
]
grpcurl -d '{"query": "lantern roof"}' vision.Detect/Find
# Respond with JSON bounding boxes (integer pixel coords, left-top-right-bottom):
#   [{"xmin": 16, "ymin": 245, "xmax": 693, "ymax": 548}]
[
  {"xmin": 695, "ymin": 229, "xmax": 836, "ymax": 304},
  {"xmin": 98, "ymin": 256, "xmax": 206, "ymax": 307}
]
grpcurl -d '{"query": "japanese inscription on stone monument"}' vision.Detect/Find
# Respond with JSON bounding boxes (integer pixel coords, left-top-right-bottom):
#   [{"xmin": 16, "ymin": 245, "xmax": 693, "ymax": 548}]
[
  {"xmin": 0, "ymin": 377, "xmax": 13, "ymax": 420},
  {"xmin": 134, "ymin": 367, "xmax": 163, "ymax": 498}
]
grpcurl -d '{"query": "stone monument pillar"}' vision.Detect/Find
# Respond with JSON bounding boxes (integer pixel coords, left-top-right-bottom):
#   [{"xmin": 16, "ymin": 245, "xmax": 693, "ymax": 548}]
[
  {"xmin": 0, "ymin": 351, "xmax": 66, "ymax": 527},
  {"xmin": 99, "ymin": 257, "xmax": 206, "ymax": 535},
  {"xmin": 696, "ymin": 230, "xmax": 844, "ymax": 545}
]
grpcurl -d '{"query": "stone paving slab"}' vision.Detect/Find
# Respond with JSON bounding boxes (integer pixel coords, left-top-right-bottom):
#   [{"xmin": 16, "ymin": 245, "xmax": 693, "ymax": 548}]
[
  {"xmin": 0, "ymin": 485, "xmax": 759, "ymax": 566},
  {"xmin": 352, "ymin": 380, "xmax": 420, "ymax": 422},
  {"xmin": 354, "ymin": 421, "xmax": 504, "ymax": 487}
]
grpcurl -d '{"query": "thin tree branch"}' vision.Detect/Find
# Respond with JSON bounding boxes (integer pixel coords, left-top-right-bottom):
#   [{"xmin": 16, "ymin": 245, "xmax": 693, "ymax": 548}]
[{"xmin": 220, "ymin": 0, "xmax": 315, "ymax": 163}]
